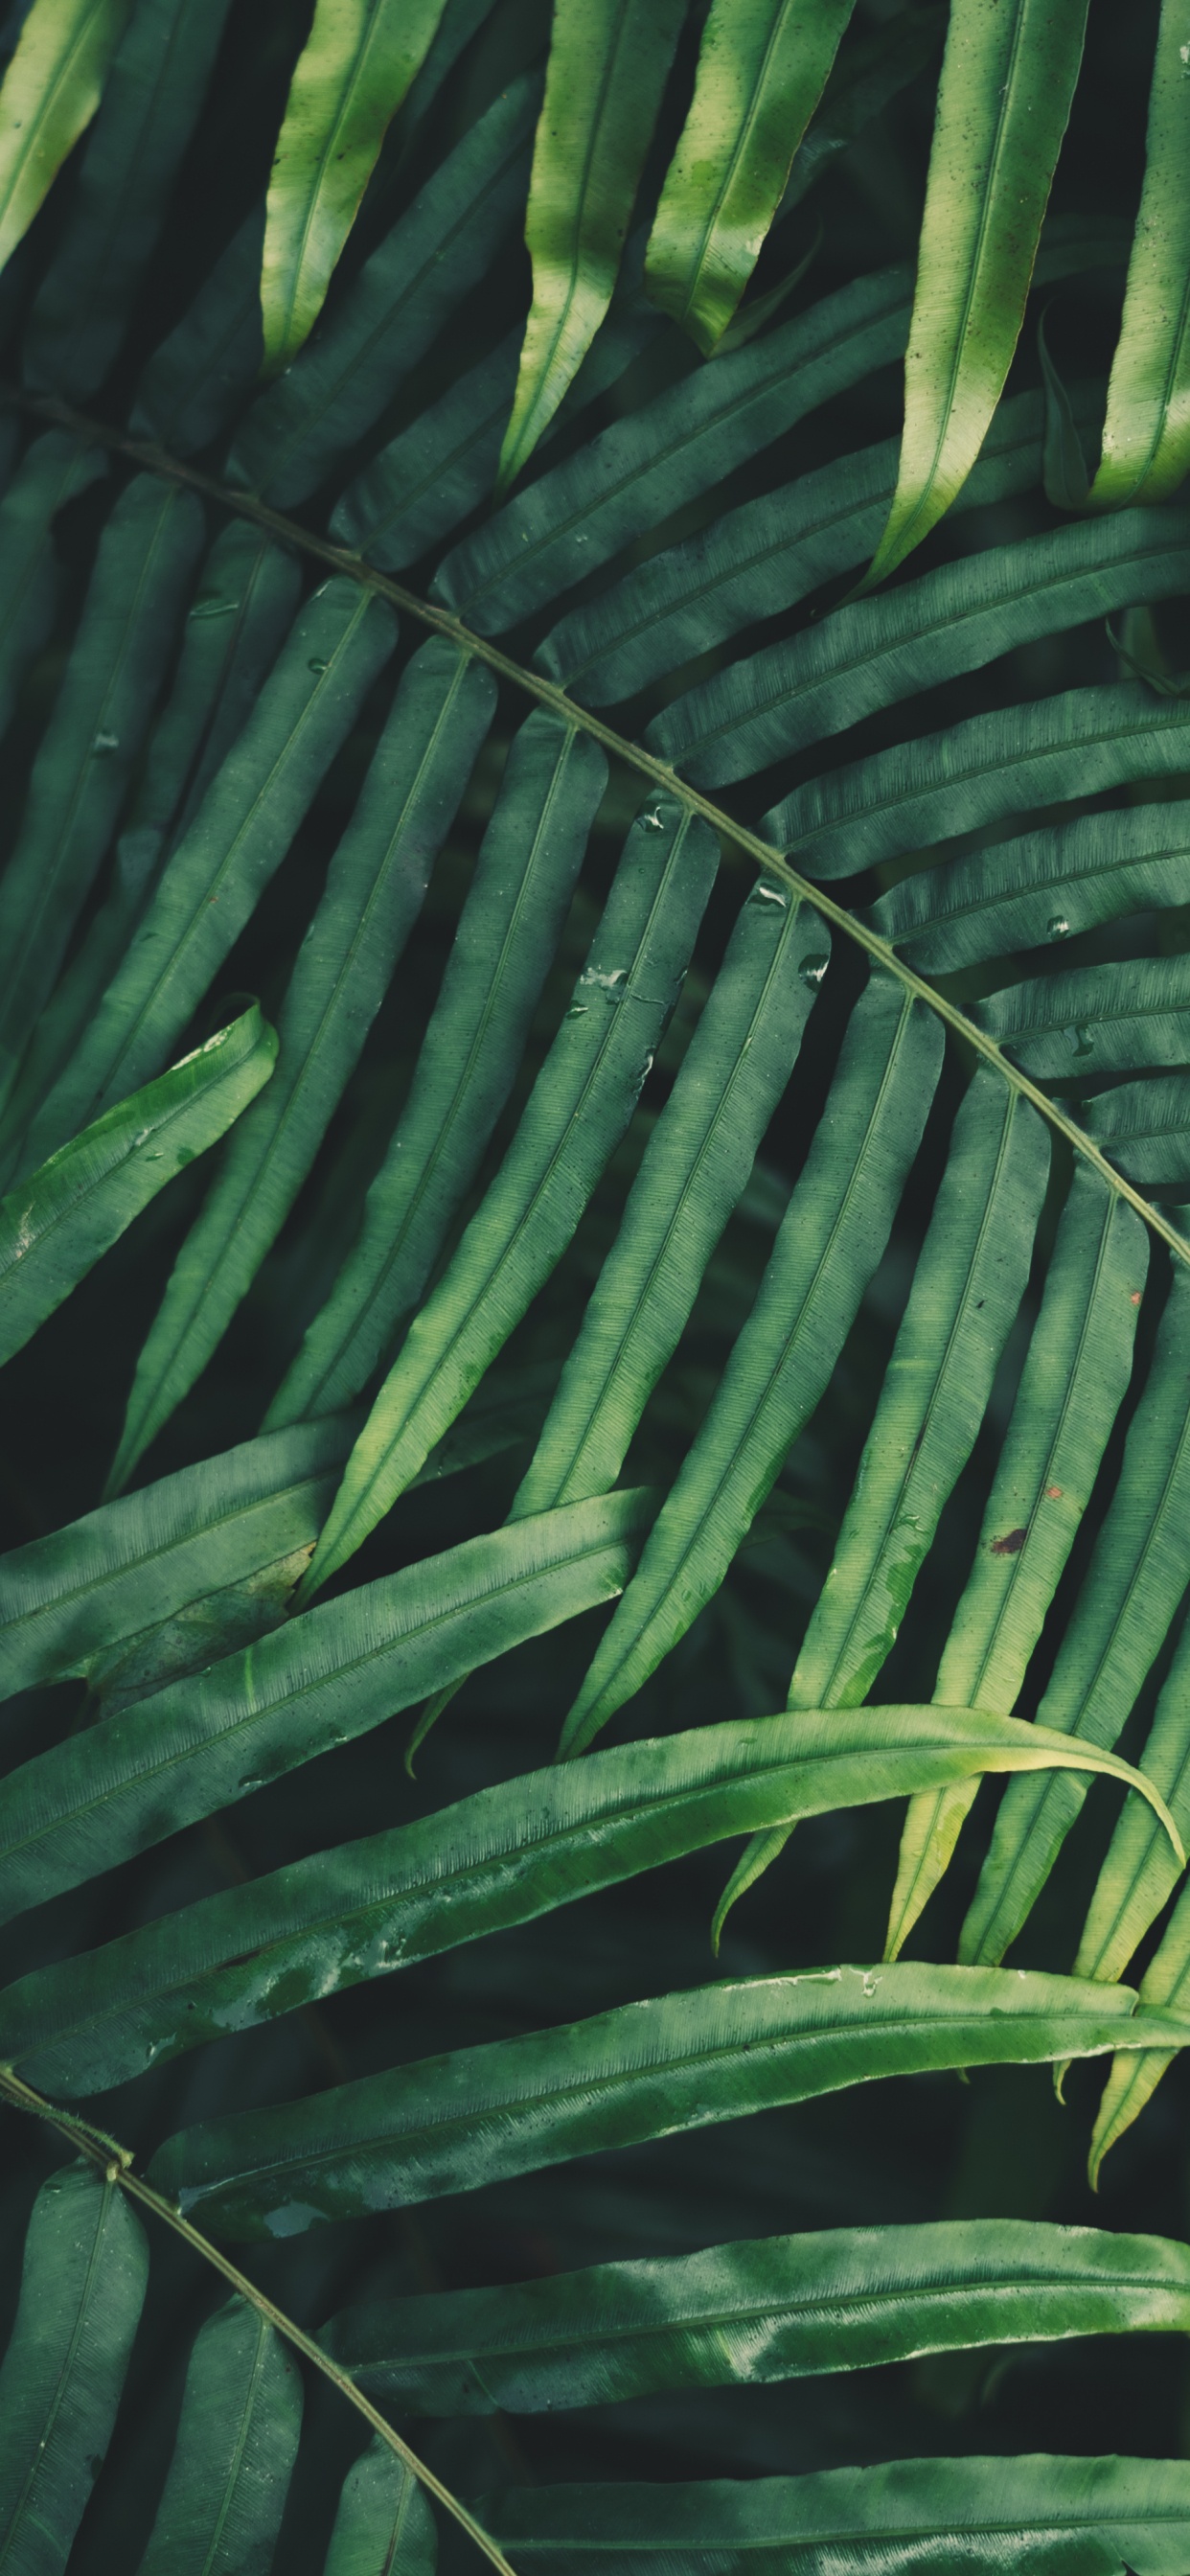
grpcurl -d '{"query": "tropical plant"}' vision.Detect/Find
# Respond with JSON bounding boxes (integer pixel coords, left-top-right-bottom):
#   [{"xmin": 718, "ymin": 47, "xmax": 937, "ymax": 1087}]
[{"xmin": 5, "ymin": 0, "xmax": 1190, "ymax": 2569}]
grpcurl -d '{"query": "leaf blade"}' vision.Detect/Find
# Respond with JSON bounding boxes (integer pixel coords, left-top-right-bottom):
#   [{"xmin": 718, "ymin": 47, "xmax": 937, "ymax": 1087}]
[
  {"xmin": 497, "ymin": 0, "xmax": 686, "ymax": 489},
  {"xmin": 261, "ymin": 0, "xmax": 449, "ymax": 377},
  {"xmin": 864, "ymin": 0, "xmax": 1090, "ymax": 585},
  {"xmin": 146, "ymin": 1961, "xmax": 1190, "ymax": 2238},
  {"xmin": 0, "ymin": 1000, "xmax": 277, "ymax": 1373},
  {"xmin": 644, "ymin": 0, "xmax": 856, "ymax": 354},
  {"xmin": 2, "ymin": 1702, "xmax": 1175, "ymax": 2099}
]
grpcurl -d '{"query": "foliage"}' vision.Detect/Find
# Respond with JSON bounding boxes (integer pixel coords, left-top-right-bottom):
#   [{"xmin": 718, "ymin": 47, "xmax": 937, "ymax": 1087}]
[{"xmin": 2, "ymin": 1, "xmax": 1190, "ymax": 2570}]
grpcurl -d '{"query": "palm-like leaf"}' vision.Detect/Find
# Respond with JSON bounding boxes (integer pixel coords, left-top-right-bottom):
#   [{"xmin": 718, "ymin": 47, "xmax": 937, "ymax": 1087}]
[{"xmin": 5, "ymin": 9, "xmax": 1190, "ymax": 2565}]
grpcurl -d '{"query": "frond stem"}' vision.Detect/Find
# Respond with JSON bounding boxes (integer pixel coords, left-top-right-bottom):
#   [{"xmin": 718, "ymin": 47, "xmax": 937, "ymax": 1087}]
[
  {"xmin": 0, "ymin": 2064, "xmax": 520, "ymax": 2576},
  {"xmin": 7, "ymin": 380, "xmax": 1189, "ymax": 1276}
]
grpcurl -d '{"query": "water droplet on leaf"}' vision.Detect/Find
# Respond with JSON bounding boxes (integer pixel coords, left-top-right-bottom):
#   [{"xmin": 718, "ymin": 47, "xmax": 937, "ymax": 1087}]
[
  {"xmin": 799, "ymin": 952, "xmax": 829, "ymax": 988},
  {"xmin": 1046, "ymin": 915, "xmax": 1069, "ymax": 939}
]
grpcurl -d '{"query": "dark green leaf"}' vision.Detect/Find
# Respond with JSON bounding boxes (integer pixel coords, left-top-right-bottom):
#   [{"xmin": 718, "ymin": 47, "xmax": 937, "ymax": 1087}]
[
  {"xmin": 323, "ymin": 2442, "xmax": 437, "ymax": 2576},
  {"xmin": 434, "ymin": 266, "xmax": 913, "ymax": 633},
  {"xmin": 135, "ymin": 2297, "xmax": 303, "ymax": 2576},
  {"xmin": 961, "ymin": 1264, "xmax": 1190, "ymax": 1966},
  {"xmin": 0, "ymin": 2163, "xmax": 148, "ymax": 2576},
  {"xmin": 230, "ymin": 73, "xmax": 538, "ymax": 507},
  {"xmin": 20, "ymin": 579, "xmax": 398, "ymax": 1162},
  {"xmin": 862, "ymin": 795, "xmax": 1190, "ymax": 972},
  {"xmin": 23, "ymin": 0, "xmax": 235, "ymax": 399},
  {"xmin": 0, "ymin": 1000, "xmax": 277, "ymax": 1372},
  {"xmin": 0, "ymin": 473, "xmax": 205, "ymax": 1117},
  {"xmin": 301, "ymin": 799, "xmax": 718, "ymax": 1592},
  {"xmin": 480, "ymin": 2455, "xmax": 1190, "ymax": 2574},
  {"xmin": 267, "ymin": 709, "xmax": 606, "ymax": 1428},
  {"xmin": 146, "ymin": 1962, "xmax": 1190, "ymax": 2238},
  {"xmin": 655, "ymin": 510, "xmax": 1190, "ymax": 789},
  {"xmin": 560, "ymin": 971, "xmax": 941, "ymax": 1758},
  {"xmin": 323, "ymin": 2215, "xmax": 1190, "ymax": 2412},
  {"xmin": 108, "ymin": 637, "xmax": 494, "ymax": 1491},
  {"xmin": 3, "ymin": 1700, "xmax": 1164, "ymax": 2097},
  {"xmin": 0, "ymin": 1489, "xmax": 655, "ymax": 1923},
  {"xmin": 0, "ymin": 1412, "xmax": 356, "ymax": 1700},
  {"xmin": 768, "ymin": 685, "xmax": 1190, "ymax": 878}
]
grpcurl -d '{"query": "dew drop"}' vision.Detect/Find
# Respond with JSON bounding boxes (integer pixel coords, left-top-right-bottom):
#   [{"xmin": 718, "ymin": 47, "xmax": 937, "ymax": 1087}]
[
  {"xmin": 91, "ymin": 729, "xmax": 119, "ymax": 755},
  {"xmin": 1046, "ymin": 914, "xmax": 1069, "ymax": 940},
  {"xmin": 639, "ymin": 806, "xmax": 666, "ymax": 832},
  {"xmin": 191, "ymin": 593, "xmax": 233, "ymax": 620},
  {"xmin": 1065, "ymin": 1024, "xmax": 1094, "ymax": 1057},
  {"xmin": 799, "ymin": 952, "xmax": 829, "ymax": 988},
  {"xmin": 565, "ymin": 1002, "xmax": 589, "ymax": 1019},
  {"xmin": 308, "ymin": 656, "xmax": 329, "ymax": 675}
]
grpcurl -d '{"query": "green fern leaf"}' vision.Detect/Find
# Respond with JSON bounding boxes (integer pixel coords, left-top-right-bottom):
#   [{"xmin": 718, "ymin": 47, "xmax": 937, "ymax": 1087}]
[
  {"xmin": 656, "ymin": 510, "xmax": 1190, "ymax": 789},
  {"xmin": 260, "ymin": 0, "xmax": 449, "ymax": 380},
  {"xmin": 559, "ymin": 972, "xmax": 940, "ymax": 1760},
  {"xmin": 887, "ymin": 1168, "xmax": 1146, "ymax": 1960},
  {"xmin": 863, "ymin": 797, "xmax": 1190, "ymax": 971},
  {"xmin": 0, "ymin": 2162, "xmax": 148, "ymax": 2576},
  {"xmin": 0, "ymin": 1000, "xmax": 276, "ymax": 1372},
  {"xmin": 302, "ymin": 799, "xmax": 718, "ymax": 1594},
  {"xmin": 323, "ymin": 2215, "xmax": 1190, "ymax": 2411},
  {"xmin": 863, "ymin": 0, "xmax": 1090, "ymax": 586},
  {"xmin": 324, "ymin": 2442, "xmax": 437, "ymax": 2576},
  {"xmin": 146, "ymin": 1963, "xmax": 1190, "ymax": 2238},
  {"xmin": 1087, "ymin": 0, "xmax": 1190, "ymax": 506},
  {"xmin": 135, "ymin": 2298, "xmax": 303, "ymax": 2576},
  {"xmin": 771, "ymin": 684, "xmax": 1190, "ymax": 877},
  {"xmin": 268, "ymin": 710, "xmax": 607, "ymax": 1430},
  {"xmin": 497, "ymin": 0, "xmax": 686, "ymax": 491},
  {"xmin": 961, "ymin": 1266, "xmax": 1190, "ymax": 1966},
  {"xmin": 644, "ymin": 0, "xmax": 855, "ymax": 355},
  {"xmin": 481, "ymin": 2456, "xmax": 1190, "ymax": 2572},
  {"xmin": 20, "ymin": 579, "xmax": 397, "ymax": 1167},
  {"xmin": 0, "ymin": 0, "xmax": 134, "ymax": 278},
  {"xmin": 232, "ymin": 73, "xmax": 539, "ymax": 508},
  {"xmin": 0, "ymin": 1489, "xmax": 655, "ymax": 1923},
  {"xmin": 22, "ymin": 0, "xmax": 235, "ymax": 401},
  {"xmin": 3, "ymin": 1700, "xmax": 1161, "ymax": 2098},
  {"xmin": 0, "ymin": 473, "xmax": 204, "ymax": 1120},
  {"xmin": 0, "ymin": 1413, "xmax": 355, "ymax": 1699},
  {"xmin": 108, "ymin": 636, "xmax": 495, "ymax": 1491}
]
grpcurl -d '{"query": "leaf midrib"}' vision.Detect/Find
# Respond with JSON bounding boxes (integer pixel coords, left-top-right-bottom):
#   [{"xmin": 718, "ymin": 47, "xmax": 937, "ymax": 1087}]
[{"xmin": 335, "ymin": 2255, "xmax": 1190, "ymax": 2373}]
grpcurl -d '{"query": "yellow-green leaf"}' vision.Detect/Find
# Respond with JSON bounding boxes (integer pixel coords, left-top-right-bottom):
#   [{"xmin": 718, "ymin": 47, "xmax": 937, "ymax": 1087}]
[
  {"xmin": 645, "ymin": 0, "xmax": 856, "ymax": 354},
  {"xmin": 1087, "ymin": 0, "xmax": 1190, "ymax": 506},
  {"xmin": 498, "ymin": 0, "xmax": 687, "ymax": 492},
  {"xmin": 863, "ymin": 0, "xmax": 1089, "ymax": 588},
  {"xmin": 261, "ymin": 0, "xmax": 450, "ymax": 379},
  {"xmin": 0, "ymin": 0, "xmax": 134, "ymax": 277}
]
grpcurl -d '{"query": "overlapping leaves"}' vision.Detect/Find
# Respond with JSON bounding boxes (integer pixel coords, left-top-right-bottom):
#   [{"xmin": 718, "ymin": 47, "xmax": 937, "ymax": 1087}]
[{"xmin": 4, "ymin": 7, "xmax": 1190, "ymax": 2570}]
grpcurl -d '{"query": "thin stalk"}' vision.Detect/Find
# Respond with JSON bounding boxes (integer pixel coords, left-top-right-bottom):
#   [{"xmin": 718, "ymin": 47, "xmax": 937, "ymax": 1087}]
[
  {"xmin": 0, "ymin": 2065, "xmax": 520, "ymax": 2576},
  {"xmin": 7, "ymin": 381, "xmax": 1189, "ymax": 1275}
]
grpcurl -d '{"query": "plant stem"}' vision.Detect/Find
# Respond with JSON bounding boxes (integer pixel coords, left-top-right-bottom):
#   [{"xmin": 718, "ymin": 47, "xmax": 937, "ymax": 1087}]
[
  {"xmin": 5, "ymin": 380, "xmax": 1186, "ymax": 1277},
  {"xmin": 0, "ymin": 2064, "xmax": 520, "ymax": 2576}
]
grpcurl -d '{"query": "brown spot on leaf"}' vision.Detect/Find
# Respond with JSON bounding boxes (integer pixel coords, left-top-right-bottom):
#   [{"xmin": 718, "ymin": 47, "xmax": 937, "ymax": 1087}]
[
  {"xmin": 1131, "ymin": 1291, "xmax": 1142, "ymax": 1304},
  {"xmin": 1046, "ymin": 1485, "xmax": 1064, "ymax": 1500},
  {"xmin": 991, "ymin": 1527, "xmax": 1028, "ymax": 1556}
]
